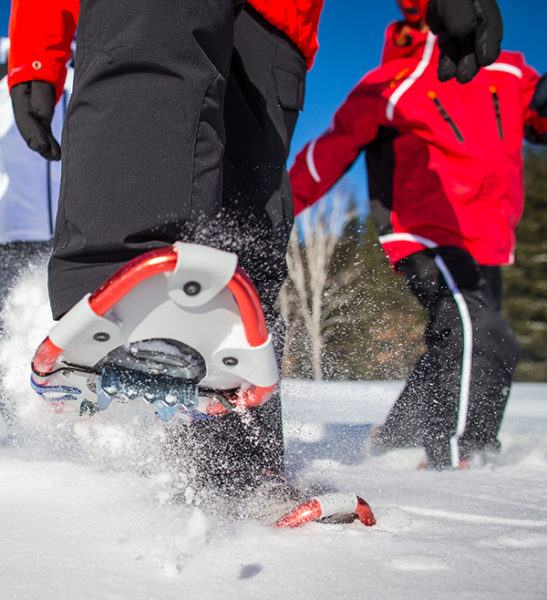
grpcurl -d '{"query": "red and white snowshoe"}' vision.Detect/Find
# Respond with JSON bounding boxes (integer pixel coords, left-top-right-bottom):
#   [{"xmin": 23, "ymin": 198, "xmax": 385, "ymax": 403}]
[
  {"xmin": 30, "ymin": 242, "xmax": 278, "ymax": 421},
  {"xmin": 274, "ymin": 492, "xmax": 376, "ymax": 528}
]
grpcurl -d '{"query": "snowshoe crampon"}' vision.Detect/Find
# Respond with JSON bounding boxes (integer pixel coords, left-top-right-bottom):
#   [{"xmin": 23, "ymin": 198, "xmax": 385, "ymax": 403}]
[
  {"xmin": 31, "ymin": 242, "xmax": 278, "ymax": 421},
  {"xmin": 273, "ymin": 493, "xmax": 376, "ymax": 528}
]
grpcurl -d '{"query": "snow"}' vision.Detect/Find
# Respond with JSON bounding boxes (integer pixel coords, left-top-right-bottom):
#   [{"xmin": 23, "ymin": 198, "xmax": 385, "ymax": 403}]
[{"xmin": 1, "ymin": 268, "xmax": 547, "ymax": 600}]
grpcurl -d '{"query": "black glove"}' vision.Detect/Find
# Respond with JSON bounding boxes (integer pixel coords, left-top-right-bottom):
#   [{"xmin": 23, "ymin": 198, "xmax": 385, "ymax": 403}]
[
  {"xmin": 427, "ymin": 0, "xmax": 503, "ymax": 84},
  {"xmin": 10, "ymin": 81, "xmax": 61, "ymax": 161},
  {"xmin": 530, "ymin": 73, "xmax": 547, "ymax": 118}
]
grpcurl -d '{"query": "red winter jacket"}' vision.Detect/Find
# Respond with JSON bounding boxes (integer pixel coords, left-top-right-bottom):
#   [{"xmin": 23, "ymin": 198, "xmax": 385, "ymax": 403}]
[
  {"xmin": 249, "ymin": 0, "xmax": 323, "ymax": 68},
  {"xmin": 290, "ymin": 23, "xmax": 547, "ymax": 267},
  {"xmin": 8, "ymin": 0, "xmax": 78, "ymax": 101},
  {"xmin": 7, "ymin": 0, "xmax": 326, "ymax": 101}
]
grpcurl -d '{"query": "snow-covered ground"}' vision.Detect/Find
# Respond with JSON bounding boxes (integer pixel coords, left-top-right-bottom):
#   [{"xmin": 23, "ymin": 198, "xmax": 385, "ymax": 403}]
[{"xmin": 1, "ymin": 268, "xmax": 546, "ymax": 600}]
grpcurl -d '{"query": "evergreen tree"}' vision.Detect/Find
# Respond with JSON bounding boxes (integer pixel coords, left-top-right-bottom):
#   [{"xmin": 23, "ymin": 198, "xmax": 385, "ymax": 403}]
[
  {"xmin": 280, "ymin": 194, "xmax": 427, "ymax": 381},
  {"xmin": 324, "ymin": 212, "xmax": 426, "ymax": 380},
  {"xmin": 502, "ymin": 146, "xmax": 547, "ymax": 381}
]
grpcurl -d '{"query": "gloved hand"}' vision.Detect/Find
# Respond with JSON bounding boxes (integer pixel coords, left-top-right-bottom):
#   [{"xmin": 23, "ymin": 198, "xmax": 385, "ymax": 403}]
[
  {"xmin": 426, "ymin": 0, "xmax": 503, "ymax": 84},
  {"xmin": 530, "ymin": 73, "xmax": 547, "ymax": 118},
  {"xmin": 10, "ymin": 81, "xmax": 61, "ymax": 161}
]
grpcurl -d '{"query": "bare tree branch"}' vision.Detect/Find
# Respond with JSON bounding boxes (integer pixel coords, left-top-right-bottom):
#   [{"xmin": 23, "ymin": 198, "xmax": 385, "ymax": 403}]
[{"xmin": 282, "ymin": 185, "xmax": 358, "ymax": 379}]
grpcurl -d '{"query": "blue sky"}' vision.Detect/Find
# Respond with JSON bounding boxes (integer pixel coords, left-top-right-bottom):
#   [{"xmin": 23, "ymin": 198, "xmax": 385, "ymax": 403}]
[{"xmin": 1, "ymin": 0, "xmax": 545, "ymax": 207}]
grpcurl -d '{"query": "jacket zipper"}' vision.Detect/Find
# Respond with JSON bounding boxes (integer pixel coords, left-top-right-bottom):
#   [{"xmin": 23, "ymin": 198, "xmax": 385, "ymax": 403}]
[
  {"xmin": 427, "ymin": 91, "xmax": 464, "ymax": 143},
  {"xmin": 489, "ymin": 85, "xmax": 504, "ymax": 140}
]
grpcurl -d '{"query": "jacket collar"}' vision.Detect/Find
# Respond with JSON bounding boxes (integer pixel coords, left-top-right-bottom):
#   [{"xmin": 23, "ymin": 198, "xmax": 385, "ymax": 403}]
[{"xmin": 381, "ymin": 21, "xmax": 431, "ymax": 64}]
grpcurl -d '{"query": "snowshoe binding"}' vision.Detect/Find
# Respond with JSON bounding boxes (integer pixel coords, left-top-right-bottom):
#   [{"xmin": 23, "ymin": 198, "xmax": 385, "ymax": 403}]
[{"xmin": 30, "ymin": 242, "xmax": 278, "ymax": 422}]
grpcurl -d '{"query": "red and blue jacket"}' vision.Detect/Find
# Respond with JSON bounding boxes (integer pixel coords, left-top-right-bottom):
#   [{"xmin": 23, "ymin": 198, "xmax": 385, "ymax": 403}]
[{"xmin": 289, "ymin": 22, "xmax": 547, "ymax": 267}]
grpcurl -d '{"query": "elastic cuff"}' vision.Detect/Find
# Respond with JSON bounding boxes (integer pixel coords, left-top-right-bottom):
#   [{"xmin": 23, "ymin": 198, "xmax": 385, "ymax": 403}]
[{"xmin": 8, "ymin": 62, "xmax": 67, "ymax": 103}]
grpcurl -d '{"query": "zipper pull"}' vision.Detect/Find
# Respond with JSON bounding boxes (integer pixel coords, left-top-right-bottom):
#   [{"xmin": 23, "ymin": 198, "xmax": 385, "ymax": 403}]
[
  {"xmin": 489, "ymin": 85, "xmax": 504, "ymax": 140},
  {"xmin": 428, "ymin": 91, "xmax": 464, "ymax": 143}
]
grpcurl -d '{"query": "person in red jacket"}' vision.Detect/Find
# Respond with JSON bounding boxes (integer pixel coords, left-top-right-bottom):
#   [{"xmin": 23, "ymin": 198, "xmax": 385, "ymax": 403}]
[
  {"xmin": 6, "ymin": 0, "xmax": 507, "ymax": 491},
  {"xmin": 290, "ymin": 2, "xmax": 547, "ymax": 470}
]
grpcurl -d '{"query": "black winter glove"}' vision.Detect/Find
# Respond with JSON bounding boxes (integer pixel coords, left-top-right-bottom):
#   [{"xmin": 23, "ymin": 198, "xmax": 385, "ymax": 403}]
[
  {"xmin": 427, "ymin": 0, "xmax": 503, "ymax": 84},
  {"xmin": 10, "ymin": 81, "xmax": 61, "ymax": 161},
  {"xmin": 530, "ymin": 73, "xmax": 547, "ymax": 118}
]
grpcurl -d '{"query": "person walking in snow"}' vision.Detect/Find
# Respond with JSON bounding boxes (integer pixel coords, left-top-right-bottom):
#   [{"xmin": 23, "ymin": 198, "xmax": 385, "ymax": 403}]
[
  {"xmin": 289, "ymin": 0, "xmax": 547, "ymax": 470},
  {"xmin": 6, "ymin": 0, "xmax": 507, "ymax": 491}
]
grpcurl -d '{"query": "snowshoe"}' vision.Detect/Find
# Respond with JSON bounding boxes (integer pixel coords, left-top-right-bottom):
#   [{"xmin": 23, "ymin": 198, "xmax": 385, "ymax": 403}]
[
  {"xmin": 273, "ymin": 492, "xmax": 376, "ymax": 528},
  {"xmin": 212, "ymin": 470, "xmax": 376, "ymax": 529},
  {"xmin": 30, "ymin": 242, "xmax": 278, "ymax": 422}
]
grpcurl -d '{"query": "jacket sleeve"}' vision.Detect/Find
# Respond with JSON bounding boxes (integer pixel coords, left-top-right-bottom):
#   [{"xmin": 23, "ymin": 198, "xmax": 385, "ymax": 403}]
[
  {"xmin": 521, "ymin": 64, "xmax": 547, "ymax": 145},
  {"xmin": 289, "ymin": 78, "xmax": 383, "ymax": 215},
  {"xmin": 7, "ymin": 0, "xmax": 79, "ymax": 102}
]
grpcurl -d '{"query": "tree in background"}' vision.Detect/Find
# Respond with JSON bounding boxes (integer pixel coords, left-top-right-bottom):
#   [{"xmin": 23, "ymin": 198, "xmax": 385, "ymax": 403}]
[
  {"xmin": 503, "ymin": 146, "xmax": 547, "ymax": 381},
  {"xmin": 278, "ymin": 187, "xmax": 358, "ymax": 379},
  {"xmin": 279, "ymin": 186, "xmax": 426, "ymax": 381},
  {"xmin": 325, "ymin": 212, "xmax": 426, "ymax": 381}
]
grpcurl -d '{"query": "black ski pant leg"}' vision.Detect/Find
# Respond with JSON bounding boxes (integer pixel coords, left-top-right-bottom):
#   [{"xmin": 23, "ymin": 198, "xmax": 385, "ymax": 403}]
[
  {"xmin": 220, "ymin": 7, "xmax": 306, "ymax": 476},
  {"xmin": 381, "ymin": 263, "xmax": 506, "ymax": 450},
  {"xmin": 49, "ymin": 0, "xmax": 237, "ymax": 320},
  {"xmin": 166, "ymin": 7, "xmax": 307, "ymax": 486},
  {"xmin": 379, "ymin": 352, "xmax": 430, "ymax": 449},
  {"xmin": 479, "ymin": 265, "xmax": 503, "ymax": 312},
  {"xmin": 381, "ymin": 248, "xmax": 520, "ymax": 469}
]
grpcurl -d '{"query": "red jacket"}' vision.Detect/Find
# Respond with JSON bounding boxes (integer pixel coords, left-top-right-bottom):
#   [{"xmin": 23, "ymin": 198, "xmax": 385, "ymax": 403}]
[
  {"xmin": 7, "ymin": 0, "xmax": 443, "ymax": 100},
  {"xmin": 290, "ymin": 23, "xmax": 547, "ymax": 267},
  {"xmin": 8, "ymin": 0, "xmax": 78, "ymax": 101},
  {"xmin": 249, "ymin": 0, "xmax": 323, "ymax": 68},
  {"xmin": 7, "ymin": 0, "xmax": 328, "ymax": 100}
]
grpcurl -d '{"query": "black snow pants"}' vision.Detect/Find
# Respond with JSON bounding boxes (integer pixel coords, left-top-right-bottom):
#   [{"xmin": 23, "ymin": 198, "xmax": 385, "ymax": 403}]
[
  {"xmin": 49, "ymin": 1, "xmax": 307, "ymax": 485},
  {"xmin": 380, "ymin": 247, "xmax": 521, "ymax": 470}
]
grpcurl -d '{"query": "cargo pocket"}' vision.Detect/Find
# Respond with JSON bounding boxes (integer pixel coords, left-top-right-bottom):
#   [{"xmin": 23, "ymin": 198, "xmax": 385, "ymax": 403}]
[{"xmin": 273, "ymin": 66, "xmax": 305, "ymax": 148}]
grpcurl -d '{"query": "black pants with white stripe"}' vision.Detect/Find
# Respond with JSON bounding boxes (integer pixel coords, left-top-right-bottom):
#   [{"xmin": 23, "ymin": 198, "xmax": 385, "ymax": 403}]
[
  {"xmin": 380, "ymin": 247, "xmax": 521, "ymax": 469},
  {"xmin": 48, "ymin": 2, "xmax": 306, "ymax": 483}
]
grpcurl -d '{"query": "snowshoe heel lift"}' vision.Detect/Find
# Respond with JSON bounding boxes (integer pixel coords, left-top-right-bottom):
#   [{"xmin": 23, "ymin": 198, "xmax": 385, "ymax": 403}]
[{"xmin": 30, "ymin": 242, "xmax": 278, "ymax": 421}]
